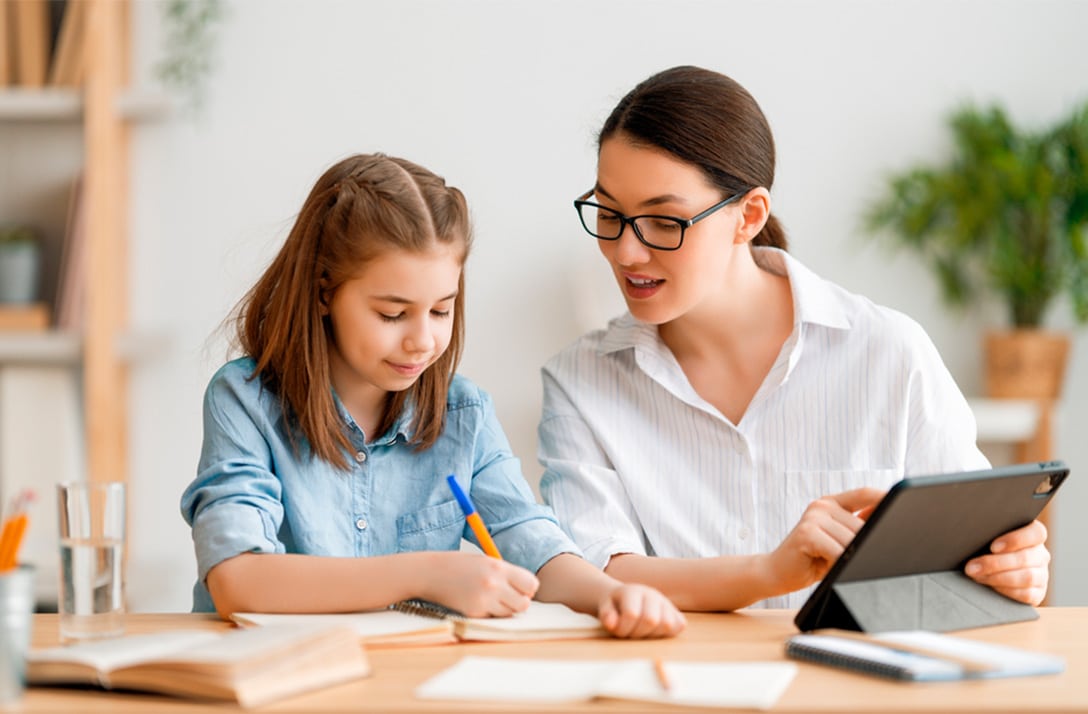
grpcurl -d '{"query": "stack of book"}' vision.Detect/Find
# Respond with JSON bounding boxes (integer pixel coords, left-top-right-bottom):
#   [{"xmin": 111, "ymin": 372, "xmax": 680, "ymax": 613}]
[{"xmin": 27, "ymin": 624, "xmax": 371, "ymax": 708}]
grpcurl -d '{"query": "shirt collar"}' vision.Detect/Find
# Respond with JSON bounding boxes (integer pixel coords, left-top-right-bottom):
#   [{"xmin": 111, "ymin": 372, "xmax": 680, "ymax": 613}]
[
  {"xmin": 596, "ymin": 246, "xmax": 852, "ymax": 356},
  {"xmin": 332, "ymin": 390, "xmax": 416, "ymax": 445},
  {"xmin": 752, "ymin": 247, "xmax": 852, "ymax": 331}
]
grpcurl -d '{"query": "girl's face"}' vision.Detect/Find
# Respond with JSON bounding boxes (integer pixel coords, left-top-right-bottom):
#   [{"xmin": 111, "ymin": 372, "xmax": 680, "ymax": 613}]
[
  {"xmin": 594, "ymin": 137, "xmax": 746, "ymax": 325},
  {"xmin": 325, "ymin": 245, "xmax": 461, "ymax": 408}
]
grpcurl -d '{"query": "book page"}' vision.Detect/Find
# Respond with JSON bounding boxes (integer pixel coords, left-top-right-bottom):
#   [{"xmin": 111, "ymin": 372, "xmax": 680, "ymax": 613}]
[
  {"xmin": 596, "ymin": 659, "xmax": 798, "ymax": 710},
  {"xmin": 416, "ymin": 657, "xmax": 620, "ymax": 702},
  {"xmin": 416, "ymin": 656, "xmax": 798, "ymax": 709},
  {"xmin": 152, "ymin": 624, "xmax": 346, "ymax": 665},
  {"xmin": 29, "ymin": 630, "xmax": 221, "ymax": 673},
  {"xmin": 455, "ymin": 601, "xmax": 606, "ymax": 640},
  {"xmin": 232, "ymin": 610, "xmax": 456, "ymax": 646}
]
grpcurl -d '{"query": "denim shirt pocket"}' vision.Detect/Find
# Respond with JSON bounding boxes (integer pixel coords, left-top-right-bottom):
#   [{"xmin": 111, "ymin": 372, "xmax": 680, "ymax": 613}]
[{"xmin": 395, "ymin": 498, "xmax": 466, "ymax": 553}]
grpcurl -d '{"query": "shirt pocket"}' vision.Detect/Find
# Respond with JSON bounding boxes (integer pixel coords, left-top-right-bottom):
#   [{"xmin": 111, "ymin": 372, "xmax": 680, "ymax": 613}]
[
  {"xmin": 782, "ymin": 468, "xmax": 901, "ymax": 523},
  {"xmin": 395, "ymin": 498, "xmax": 466, "ymax": 553}
]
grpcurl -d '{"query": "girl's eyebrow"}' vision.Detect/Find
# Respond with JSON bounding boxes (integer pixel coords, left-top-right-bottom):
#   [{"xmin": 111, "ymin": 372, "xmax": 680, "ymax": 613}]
[
  {"xmin": 594, "ymin": 183, "xmax": 692, "ymax": 210},
  {"xmin": 371, "ymin": 291, "xmax": 458, "ymax": 304}
]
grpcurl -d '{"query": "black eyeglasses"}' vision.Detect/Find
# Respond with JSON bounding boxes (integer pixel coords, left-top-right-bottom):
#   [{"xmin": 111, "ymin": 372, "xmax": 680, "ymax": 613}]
[{"xmin": 573, "ymin": 188, "xmax": 748, "ymax": 251}]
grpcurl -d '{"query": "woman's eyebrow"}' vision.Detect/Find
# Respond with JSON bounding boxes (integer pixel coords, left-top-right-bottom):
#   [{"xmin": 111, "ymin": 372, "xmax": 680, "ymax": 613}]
[{"xmin": 594, "ymin": 183, "xmax": 691, "ymax": 210}]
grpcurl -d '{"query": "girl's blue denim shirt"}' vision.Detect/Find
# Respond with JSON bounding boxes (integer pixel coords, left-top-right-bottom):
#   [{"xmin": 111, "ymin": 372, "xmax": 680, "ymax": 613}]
[{"xmin": 180, "ymin": 357, "xmax": 580, "ymax": 613}]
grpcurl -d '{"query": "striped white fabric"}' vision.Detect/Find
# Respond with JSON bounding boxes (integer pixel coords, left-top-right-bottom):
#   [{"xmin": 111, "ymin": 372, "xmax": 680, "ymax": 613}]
[{"xmin": 538, "ymin": 248, "xmax": 988, "ymax": 609}]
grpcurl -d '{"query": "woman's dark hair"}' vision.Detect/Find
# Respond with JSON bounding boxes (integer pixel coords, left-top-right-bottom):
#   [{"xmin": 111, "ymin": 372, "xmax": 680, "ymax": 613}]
[
  {"xmin": 233, "ymin": 153, "xmax": 471, "ymax": 469},
  {"xmin": 599, "ymin": 65, "xmax": 788, "ymax": 250}
]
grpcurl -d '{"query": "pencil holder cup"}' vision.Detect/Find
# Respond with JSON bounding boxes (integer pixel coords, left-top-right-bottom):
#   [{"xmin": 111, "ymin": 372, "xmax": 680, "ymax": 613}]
[
  {"xmin": 56, "ymin": 482, "xmax": 125, "ymax": 643},
  {"xmin": 0, "ymin": 565, "xmax": 34, "ymax": 705}
]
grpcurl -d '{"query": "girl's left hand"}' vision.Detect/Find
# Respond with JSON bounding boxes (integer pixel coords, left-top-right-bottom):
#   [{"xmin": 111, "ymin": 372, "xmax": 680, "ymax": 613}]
[
  {"xmin": 597, "ymin": 584, "xmax": 686, "ymax": 639},
  {"xmin": 964, "ymin": 519, "xmax": 1050, "ymax": 606}
]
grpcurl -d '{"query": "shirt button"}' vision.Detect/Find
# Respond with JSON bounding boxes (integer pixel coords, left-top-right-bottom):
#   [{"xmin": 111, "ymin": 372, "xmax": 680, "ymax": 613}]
[
  {"xmin": 355, "ymin": 451, "xmax": 367, "ymax": 463},
  {"xmin": 739, "ymin": 527, "xmax": 751, "ymax": 540},
  {"xmin": 355, "ymin": 518, "xmax": 368, "ymax": 530}
]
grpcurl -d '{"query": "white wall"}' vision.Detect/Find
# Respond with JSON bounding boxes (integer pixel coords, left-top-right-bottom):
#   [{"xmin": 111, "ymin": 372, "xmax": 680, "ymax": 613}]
[{"xmin": 125, "ymin": 0, "xmax": 1088, "ymax": 610}]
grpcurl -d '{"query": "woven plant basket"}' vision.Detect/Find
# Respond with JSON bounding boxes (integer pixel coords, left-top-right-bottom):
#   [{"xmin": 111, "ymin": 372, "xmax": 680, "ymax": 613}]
[{"xmin": 984, "ymin": 330, "xmax": 1071, "ymax": 400}]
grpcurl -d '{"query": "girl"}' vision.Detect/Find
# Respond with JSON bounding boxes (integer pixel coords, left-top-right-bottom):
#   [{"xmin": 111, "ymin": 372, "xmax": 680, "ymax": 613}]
[
  {"xmin": 181, "ymin": 153, "xmax": 684, "ymax": 639},
  {"xmin": 539, "ymin": 66, "xmax": 1050, "ymax": 611}
]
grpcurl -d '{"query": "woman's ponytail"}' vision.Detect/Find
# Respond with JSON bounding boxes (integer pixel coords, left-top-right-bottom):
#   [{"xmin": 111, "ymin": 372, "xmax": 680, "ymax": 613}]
[{"xmin": 753, "ymin": 213, "xmax": 788, "ymax": 251}]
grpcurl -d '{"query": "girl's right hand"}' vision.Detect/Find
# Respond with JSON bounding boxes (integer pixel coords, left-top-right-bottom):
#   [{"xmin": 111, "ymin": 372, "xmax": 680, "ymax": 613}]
[
  {"xmin": 421, "ymin": 551, "xmax": 540, "ymax": 617},
  {"xmin": 763, "ymin": 487, "xmax": 885, "ymax": 595}
]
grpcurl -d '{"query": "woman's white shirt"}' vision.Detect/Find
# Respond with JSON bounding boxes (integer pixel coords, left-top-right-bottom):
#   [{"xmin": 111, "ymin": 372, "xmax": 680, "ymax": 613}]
[{"xmin": 538, "ymin": 247, "xmax": 989, "ymax": 609}]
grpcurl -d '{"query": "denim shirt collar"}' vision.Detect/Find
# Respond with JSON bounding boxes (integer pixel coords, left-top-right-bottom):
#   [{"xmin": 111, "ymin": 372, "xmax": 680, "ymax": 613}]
[{"xmin": 331, "ymin": 389, "xmax": 416, "ymax": 446}]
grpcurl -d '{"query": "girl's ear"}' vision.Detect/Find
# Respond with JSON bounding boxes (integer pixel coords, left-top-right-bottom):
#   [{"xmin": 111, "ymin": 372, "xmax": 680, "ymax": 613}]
[{"xmin": 733, "ymin": 187, "xmax": 771, "ymax": 245}]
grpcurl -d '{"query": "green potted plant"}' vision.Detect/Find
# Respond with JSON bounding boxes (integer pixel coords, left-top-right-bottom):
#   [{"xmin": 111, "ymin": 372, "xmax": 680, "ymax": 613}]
[
  {"xmin": 0, "ymin": 225, "xmax": 42, "ymax": 305},
  {"xmin": 865, "ymin": 101, "xmax": 1088, "ymax": 399}
]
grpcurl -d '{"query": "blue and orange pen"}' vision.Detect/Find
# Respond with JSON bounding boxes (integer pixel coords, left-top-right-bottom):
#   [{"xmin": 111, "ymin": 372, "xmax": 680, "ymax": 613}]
[{"xmin": 446, "ymin": 474, "xmax": 503, "ymax": 560}]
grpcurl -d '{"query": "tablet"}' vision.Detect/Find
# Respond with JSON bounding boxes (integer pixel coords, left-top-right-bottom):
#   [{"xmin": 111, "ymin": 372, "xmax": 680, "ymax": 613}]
[{"xmin": 794, "ymin": 460, "xmax": 1068, "ymax": 633}]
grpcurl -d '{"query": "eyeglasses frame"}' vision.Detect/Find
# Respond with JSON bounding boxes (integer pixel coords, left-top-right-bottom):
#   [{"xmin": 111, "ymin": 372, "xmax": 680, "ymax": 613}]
[{"xmin": 573, "ymin": 188, "xmax": 748, "ymax": 251}]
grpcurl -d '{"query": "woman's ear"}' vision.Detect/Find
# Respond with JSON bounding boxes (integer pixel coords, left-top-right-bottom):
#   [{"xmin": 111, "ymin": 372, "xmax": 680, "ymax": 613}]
[{"xmin": 733, "ymin": 187, "xmax": 771, "ymax": 245}]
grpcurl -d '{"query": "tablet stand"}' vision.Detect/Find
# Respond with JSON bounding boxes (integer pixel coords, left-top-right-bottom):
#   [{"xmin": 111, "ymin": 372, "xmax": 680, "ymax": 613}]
[{"xmin": 824, "ymin": 571, "xmax": 1038, "ymax": 632}]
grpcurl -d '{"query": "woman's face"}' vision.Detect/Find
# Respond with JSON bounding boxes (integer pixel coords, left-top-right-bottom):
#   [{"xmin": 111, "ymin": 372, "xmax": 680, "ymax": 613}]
[{"xmin": 594, "ymin": 137, "xmax": 745, "ymax": 325}]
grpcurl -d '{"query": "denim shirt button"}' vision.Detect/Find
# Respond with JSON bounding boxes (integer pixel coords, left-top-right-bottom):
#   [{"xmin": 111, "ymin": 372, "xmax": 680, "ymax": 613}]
[
  {"xmin": 355, "ymin": 451, "xmax": 367, "ymax": 463},
  {"xmin": 355, "ymin": 518, "xmax": 368, "ymax": 530}
]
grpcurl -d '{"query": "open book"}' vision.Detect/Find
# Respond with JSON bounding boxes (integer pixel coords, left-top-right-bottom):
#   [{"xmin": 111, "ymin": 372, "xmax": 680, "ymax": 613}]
[
  {"xmin": 416, "ymin": 656, "xmax": 798, "ymax": 710},
  {"xmin": 232, "ymin": 600, "xmax": 608, "ymax": 647},
  {"xmin": 786, "ymin": 630, "xmax": 1066, "ymax": 681},
  {"xmin": 27, "ymin": 624, "xmax": 370, "ymax": 708}
]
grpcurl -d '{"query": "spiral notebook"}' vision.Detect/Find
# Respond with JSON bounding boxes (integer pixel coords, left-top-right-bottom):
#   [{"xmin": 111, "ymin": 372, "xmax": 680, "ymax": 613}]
[
  {"xmin": 232, "ymin": 600, "xmax": 607, "ymax": 647},
  {"xmin": 786, "ymin": 630, "xmax": 1065, "ymax": 682}
]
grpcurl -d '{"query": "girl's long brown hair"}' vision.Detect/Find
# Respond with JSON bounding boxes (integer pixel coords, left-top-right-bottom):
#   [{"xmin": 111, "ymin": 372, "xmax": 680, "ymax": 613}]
[
  {"xmin": 233, "ymin": 153, "xmax": 471, "ymax": 469},
  {"xmin": 599, "ymin": 65, "xmax": 789, "ymax": 251}
]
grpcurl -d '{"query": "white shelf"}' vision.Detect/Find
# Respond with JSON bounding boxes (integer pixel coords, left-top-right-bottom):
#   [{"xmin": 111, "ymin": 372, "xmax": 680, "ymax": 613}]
[
  {"xmin": 968, "ymin": 397, "xmax": 1041, "ymax": 443},
  {"xmin": 0, "ymin": 330, "xmax": 169, "ymax": 365},
  {"xmin": 0, "ymin": 331, "xmax": 80, "ymax": 364},
  {"xmin": 0, "ymin": 88, "xmax": 173, "ymax": 122}
]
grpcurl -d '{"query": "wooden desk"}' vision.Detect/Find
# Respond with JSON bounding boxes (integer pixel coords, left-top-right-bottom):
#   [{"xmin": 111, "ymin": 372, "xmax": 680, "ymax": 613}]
[{"xmin": 20, "ymin": 609, "xmax": 1088, "ymax": 713}]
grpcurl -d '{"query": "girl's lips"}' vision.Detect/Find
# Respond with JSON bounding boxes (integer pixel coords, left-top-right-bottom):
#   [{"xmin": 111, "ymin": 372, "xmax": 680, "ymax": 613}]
[{"xmin": 388, "ymin": 361, "xmax": 427, "ymax": 377}]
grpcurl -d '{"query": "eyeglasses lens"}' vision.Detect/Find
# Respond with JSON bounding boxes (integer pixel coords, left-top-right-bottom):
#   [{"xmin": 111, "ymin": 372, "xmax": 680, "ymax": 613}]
[{"xmin": 577, "ymin": 203, "xmax": 683, "ymax": 250}]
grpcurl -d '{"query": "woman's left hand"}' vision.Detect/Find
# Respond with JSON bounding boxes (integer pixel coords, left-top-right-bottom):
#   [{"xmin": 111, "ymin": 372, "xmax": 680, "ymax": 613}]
[
  {"xmin": 597, "ymin": 583, "xmax": 687, "ymax": 639},
  {"xmin": 964, "ymin": 519, "xmax": 1050, "ymax": 606}
]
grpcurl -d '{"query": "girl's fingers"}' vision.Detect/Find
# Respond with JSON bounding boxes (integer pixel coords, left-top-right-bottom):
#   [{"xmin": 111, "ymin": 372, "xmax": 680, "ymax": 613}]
[
  {"xmin": 602, "ymin": 587, "xmax": 685, "ymax": 639},
  {"xmin": 506, "ymin": 566, "xmax": 540, "ymax": 598}
]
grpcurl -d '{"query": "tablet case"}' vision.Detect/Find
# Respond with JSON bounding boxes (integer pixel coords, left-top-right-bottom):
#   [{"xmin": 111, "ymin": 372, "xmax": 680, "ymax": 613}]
[{"xmin": 794, "ymin": 461, "xmax": 1068, "ymax": 633}]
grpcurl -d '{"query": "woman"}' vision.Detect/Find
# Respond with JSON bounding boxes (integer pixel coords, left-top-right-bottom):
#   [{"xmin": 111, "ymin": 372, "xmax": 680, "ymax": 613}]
[{"xmin": 538, "ymin": 66, "xmax": 1049, "ymax": 611}]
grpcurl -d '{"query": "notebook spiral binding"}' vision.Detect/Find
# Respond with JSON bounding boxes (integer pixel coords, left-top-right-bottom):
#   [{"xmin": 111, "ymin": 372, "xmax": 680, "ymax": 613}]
[
  {"xmin": 389, "ymin": 599, "xmax": 465, "ymax": 620},
  {"xmin": 785, "ymin": 640, "xmax": 917, "ymax": 681}
]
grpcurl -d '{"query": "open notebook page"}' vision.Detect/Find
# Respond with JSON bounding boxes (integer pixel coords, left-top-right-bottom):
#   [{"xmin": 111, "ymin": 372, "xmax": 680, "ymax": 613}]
[{"xmin": 416, "ymin": 656, "xmax": 797, "ymax": 710}]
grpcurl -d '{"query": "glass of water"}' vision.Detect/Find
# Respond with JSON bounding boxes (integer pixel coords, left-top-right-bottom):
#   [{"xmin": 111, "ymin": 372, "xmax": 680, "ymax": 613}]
[{"xmin": 56, "ymin": 481, "xmax": 125, "ymax": 642}]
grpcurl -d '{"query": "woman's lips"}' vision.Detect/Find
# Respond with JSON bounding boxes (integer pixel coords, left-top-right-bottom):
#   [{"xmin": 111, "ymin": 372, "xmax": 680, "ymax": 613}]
[{"xmin": 624, "ymin": 274, "xmax": 663, "ymax": 299}]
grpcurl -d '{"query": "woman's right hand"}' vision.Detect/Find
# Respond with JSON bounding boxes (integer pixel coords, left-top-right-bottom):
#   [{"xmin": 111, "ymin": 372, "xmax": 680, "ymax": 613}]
[
  {"xmin": 763, "ymin": 487, "xmax": 885, "ymax": 595},
  {"xmin": 419, "ymin": 551, "xmax": 540, "ymax": 617}
]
